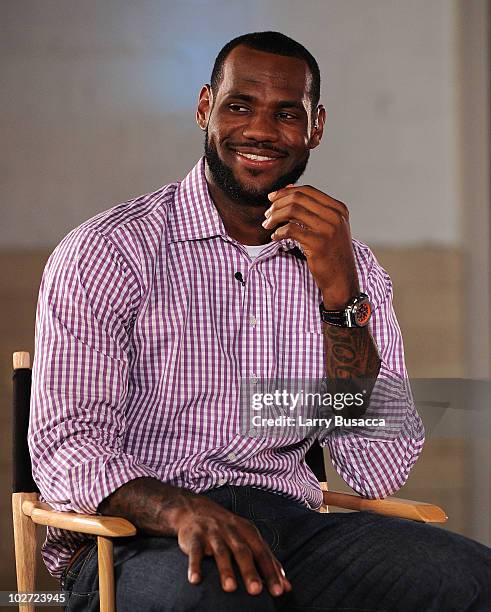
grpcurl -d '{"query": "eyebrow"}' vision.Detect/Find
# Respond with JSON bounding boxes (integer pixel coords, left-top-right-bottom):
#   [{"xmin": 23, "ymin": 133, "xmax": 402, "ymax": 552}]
[
  {"xmin": 226, "ymin": 93, "xmax": 256, "ymax": 103},
  {"xmin": 225, "ymin": 92, "xmax": 305, "ymax": 110}
]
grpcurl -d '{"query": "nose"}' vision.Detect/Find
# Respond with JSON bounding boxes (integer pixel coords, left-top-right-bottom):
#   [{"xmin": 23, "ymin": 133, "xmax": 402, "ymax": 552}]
[{"xmin": 242, "ymin": 111, "xmax": 279, "ymax": 143}]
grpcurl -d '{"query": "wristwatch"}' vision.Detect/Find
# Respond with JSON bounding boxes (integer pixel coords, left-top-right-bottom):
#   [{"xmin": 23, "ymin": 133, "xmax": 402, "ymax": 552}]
[{"xmin": 319, "ymin": 293, "xmax": 372, "ymax": 328}]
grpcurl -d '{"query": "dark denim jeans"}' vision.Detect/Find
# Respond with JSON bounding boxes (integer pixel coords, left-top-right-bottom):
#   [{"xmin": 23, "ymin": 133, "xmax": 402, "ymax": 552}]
[{"xmin": 60, "ymin": 485, "xmax": 491, "ymax": 611}]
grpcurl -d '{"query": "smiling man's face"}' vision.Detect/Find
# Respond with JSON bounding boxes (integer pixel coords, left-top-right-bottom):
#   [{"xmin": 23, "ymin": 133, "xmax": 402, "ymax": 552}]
[{"xmin": 198, "ymin": 44, "xmax": 324, "ymax": 207}]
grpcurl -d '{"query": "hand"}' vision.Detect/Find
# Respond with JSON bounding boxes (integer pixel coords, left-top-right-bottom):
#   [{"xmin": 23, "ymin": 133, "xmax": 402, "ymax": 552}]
[
  {"xmin": 98, "ymin": 478, "xmax": 291, "ymax": 597},
  {"xmin": 263, "ymin": 185, "xmax": 359, "ymax": 309},
  {"xmin": 173, "ymin": 494, "xmax": 292, "ymax": 597}
]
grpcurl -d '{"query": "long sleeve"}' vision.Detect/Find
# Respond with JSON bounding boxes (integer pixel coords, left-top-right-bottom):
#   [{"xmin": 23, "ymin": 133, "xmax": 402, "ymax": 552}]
[
  {"xmin": 320, "ymin": 249, "xmax": 425, "ymax": 499},
  {"xmin": 28, "ymin": 226, "xmax": 159, "ymax": 515}
]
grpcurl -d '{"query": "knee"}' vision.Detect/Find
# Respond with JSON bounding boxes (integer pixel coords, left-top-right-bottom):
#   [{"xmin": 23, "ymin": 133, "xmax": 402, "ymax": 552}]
[
  {"xmin": 395, "ymin": 523, "xmax": 491, "ymax": 609},
  {"xmin": 431, "ymin": 568, "xmax": 489, "ymax": 611},
  {"xmin": 436, "ymin": 550, "xmax": 491, "ymax": 610},
  {"xmin": 116, "ymin": 555, "xmax": 278, "ymax": 612}
]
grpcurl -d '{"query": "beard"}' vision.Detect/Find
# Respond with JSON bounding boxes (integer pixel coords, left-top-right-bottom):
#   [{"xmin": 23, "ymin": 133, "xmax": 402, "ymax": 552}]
[{"xmin": 204, "ymin": 130, "xmax": 309, "ymax": 207}]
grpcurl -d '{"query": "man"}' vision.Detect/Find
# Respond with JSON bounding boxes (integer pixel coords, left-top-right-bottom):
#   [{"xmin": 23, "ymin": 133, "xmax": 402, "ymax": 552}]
[{"xmin": 29, "ymin": 31, "xmax": 490, "ymax": 611}]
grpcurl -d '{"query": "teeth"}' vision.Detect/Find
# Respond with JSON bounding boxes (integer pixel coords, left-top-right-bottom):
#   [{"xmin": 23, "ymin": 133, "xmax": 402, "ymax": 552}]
[{"xmin": 237, "ymin": 152, "xmax": 275, "ymax": 161}]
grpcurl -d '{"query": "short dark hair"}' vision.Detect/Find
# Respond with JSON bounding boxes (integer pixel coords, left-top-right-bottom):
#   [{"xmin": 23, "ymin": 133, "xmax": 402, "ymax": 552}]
[{"xmin": 210, "ymin": 31, "xmax": 321, "ymax": 109}]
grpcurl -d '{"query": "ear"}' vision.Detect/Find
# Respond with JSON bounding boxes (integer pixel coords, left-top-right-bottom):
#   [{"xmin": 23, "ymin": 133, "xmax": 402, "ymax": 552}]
[
  {"xmin": 308, "ymin": 104, "xmax": 326, "ymax": 149},
  {"xmin": 196, "ymin": 84, "xmax": 213, "ymax": 130}
]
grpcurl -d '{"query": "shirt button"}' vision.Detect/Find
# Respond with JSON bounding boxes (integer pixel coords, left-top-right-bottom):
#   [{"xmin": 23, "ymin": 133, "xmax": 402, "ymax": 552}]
[
  {"xmin": 227, "ymin": 452, "xmax": 237, "ymax": 461},
  {"xmin": 218, "ymin": 477, "xmax": 227, "ymax": 486},
  {"xmin": 249, "ymin": 315, "xmax": 257, "ymax": 327},
  {"xmin": 250, "ymin": 373, "xmax": 259, "ymax": 384}
]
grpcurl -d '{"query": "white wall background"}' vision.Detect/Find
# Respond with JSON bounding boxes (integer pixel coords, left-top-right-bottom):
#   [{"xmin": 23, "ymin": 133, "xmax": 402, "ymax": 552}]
[{"xmin": 1, "ymin": 0, "xmax": 459, "ymax": 248}]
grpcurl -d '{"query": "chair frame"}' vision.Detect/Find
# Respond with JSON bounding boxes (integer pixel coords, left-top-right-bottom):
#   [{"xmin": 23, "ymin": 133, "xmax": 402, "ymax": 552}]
[{"xmin": 12, "ymin": 350, "xmax": 447, "ymax": 612}]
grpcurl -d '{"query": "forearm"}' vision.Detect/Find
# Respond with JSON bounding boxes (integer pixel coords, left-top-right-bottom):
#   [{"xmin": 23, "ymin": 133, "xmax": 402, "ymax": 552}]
[
  {"xmin": 322, "ymin": 319, "xmax": 381, "ymax": 418},
  {"xmin": 318, "ymin": 244, "xmax": 425, "ymax": 497},
  {"xmin": 97, "ymin": 477, "xmax": 199, "ymax": 536},
  {"xmin": 322, "ymin": 324, "xmax": 381, "ymax": 380}
]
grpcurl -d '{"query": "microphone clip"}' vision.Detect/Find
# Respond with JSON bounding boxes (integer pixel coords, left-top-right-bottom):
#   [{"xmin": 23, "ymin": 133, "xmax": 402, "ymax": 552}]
[{"xmin": 234, "ymin": 272, "xmax": 246, "ymax": 286}]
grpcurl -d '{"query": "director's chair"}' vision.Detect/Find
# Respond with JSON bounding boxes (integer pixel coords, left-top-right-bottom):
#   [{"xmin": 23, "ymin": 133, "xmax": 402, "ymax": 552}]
[{"xmin": 12, "ymin": 350, "xmax": 447, "ymax": 612}]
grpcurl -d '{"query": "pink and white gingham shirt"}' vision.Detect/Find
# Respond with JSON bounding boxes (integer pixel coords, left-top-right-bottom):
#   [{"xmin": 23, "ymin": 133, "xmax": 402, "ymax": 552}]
[{"xmin": 29, "ymin": 158, "xmax": 424, "ymax": 578}]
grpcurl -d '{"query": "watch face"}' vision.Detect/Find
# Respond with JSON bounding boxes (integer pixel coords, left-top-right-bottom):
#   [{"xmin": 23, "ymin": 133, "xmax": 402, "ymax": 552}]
[{"xmin": 353, "ymin": 298, "xmax": 372, "ymax": 327}]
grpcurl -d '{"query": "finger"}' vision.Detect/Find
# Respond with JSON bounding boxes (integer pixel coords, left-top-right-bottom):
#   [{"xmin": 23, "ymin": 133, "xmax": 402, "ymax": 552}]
[
  {"xmin": 184, "ymin": 536, "xmax": 204, "ymax": 585},
  {"xmin": 263, "ymin": 202, "xmax": 327, "ymax": 232},
  {"xmin": 209, "ymin": 537, "xmax": 238, "ymax": 592},
  {"xmin": 271, "ymin": 221, "xmax": 315, "ymax": 244},
  {"xmin": 271, "ymin": 224, "xmax": 328, "ymax": 254},
  {"xmin": 241, "ymin": 525, "xmax": 289, "ymax": 597},
  {"xmin": 265, "ymin": 191, "xmax": 345, "ymax": 225},
  {"xmin": 269, "ymin": 185, "xmax": 349, "ymax": 218},
  {"xmin": 250, "ymin": 546, "xmax": 288, "ymax": 596},
  {"xmin": 277, "ymin": 560, "xmax": 293, "ymax": 592},
  {"xmin": 227, "ymin": 539, "xmax": 263, "ymax": 596},
  {"xmin": 267, "ymin": 557, "xmax": 292, "ymax": 592}
]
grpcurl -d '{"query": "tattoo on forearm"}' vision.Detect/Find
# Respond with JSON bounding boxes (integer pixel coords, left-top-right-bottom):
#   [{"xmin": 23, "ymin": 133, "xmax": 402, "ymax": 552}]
[
  {"xmin": 322, "ymin": 325, "xmax": 381, "ymax": 416},
  {"xmin": 323, "ymin": 325, "xmax": 381, "ymax": 380}
]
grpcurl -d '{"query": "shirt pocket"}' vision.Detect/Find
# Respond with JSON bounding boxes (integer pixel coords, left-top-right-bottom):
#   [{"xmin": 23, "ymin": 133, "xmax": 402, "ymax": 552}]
[
  {"xmin": 276, "ymin": 280, "xmax": 323, "ymax": 336},
  {"xmin": 275, "ymin": 328, "xmax": 325, "ymax": 380}
]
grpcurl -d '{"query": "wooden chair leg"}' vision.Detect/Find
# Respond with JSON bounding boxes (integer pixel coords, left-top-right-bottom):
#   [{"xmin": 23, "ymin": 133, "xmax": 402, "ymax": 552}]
[
  {"xmin": 98, "ymin": 536, "xmax": 115, "ymax": 612},
  {"xmin": 12, "ymin": 492, "xmax": 38, "ymax": 612},
  {"xmin": 318, "ymin": 482, "xmax": 329, "ymax": 513}
]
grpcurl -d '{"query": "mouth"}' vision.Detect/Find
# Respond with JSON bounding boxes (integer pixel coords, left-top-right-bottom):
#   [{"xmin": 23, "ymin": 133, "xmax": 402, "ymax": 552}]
[{"xmin": 230, "ymin": 147, "xmax": 287, "ymax": 169}]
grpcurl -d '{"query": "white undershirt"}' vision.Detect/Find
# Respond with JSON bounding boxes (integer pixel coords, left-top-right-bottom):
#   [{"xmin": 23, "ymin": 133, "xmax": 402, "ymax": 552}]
[{"xmin": 242, "ymin": 243, "xmax": 272, "ymax": 261}]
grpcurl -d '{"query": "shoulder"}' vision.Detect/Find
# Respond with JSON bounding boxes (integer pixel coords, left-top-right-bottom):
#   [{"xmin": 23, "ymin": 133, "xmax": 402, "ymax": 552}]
[
  {"xmin": 47, "ymin": 182, "xmax": 179, "ymax": 277},
  {"xmin": 78, "ymin": 181, "xmax": 178, "ymax": 249}
]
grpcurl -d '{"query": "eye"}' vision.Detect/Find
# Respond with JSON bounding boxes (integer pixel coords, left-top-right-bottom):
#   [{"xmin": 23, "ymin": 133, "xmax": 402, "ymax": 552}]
[
  {"xmin": 228, "ymin": 104, "xmax": 250, "ymax": 112},
  {"xmin": 277, "ymin": 112, "xmax": 298, "ymax": 120}
]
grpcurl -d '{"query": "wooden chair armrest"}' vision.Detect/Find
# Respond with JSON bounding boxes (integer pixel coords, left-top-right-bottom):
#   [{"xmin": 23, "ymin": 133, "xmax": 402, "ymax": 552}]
[
  {"xmin": 323, "ymin": 490, "xmax": 448, "ymax": 523},
  {"xmin": 22, "ymin": 500, "xmax": 137, "ymax": 537}
]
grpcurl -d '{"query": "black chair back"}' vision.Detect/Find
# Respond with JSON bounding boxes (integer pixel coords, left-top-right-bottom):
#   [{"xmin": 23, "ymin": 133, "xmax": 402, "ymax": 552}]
[
  {"xmin": 305, "ymin": 440, "xmax": 326, "ymax": 482},
  {"xmin": 12, "ymin": 366, "xmax": 39, "ymax": 494}
]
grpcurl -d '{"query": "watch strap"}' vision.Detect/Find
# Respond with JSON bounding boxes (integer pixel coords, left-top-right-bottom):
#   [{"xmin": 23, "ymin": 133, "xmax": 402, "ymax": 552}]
[
  {"xmin": 318, "ymin": 304, "xmax": 347, "ymax": 327},
  {"xmin": 319, "ymin": 293, "xmax": 371, "ymax": 328}
]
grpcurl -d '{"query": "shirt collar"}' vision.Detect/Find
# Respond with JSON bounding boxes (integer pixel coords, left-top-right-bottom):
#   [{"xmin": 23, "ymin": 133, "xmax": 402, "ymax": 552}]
[
  {"xmin": 168, "ymin": 157, "xmax": 225, "ymax": 244},
  {"xmin": 169, "ymin": 157, "xmax": 305, "ymax": 255}
]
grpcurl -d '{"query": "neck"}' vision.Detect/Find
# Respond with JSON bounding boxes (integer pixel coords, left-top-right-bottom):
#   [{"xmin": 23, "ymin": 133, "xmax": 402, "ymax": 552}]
[{"xmin": 205, "ymin": 162, "xmax": 273, "ymax": 246}]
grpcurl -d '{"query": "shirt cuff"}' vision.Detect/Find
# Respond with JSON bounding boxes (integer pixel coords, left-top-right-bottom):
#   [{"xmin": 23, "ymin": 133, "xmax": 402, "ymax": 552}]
[
  {"xmin": 317, "ymin": 360, "xmax": 414, "ymax": 444},
  {"xmin": 66, "ymin": 453, "xmax": 161, "ymax": 515},
  {"xmin": 359, "ymin": 360, "xmax": 409, "ymax": 438}
]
